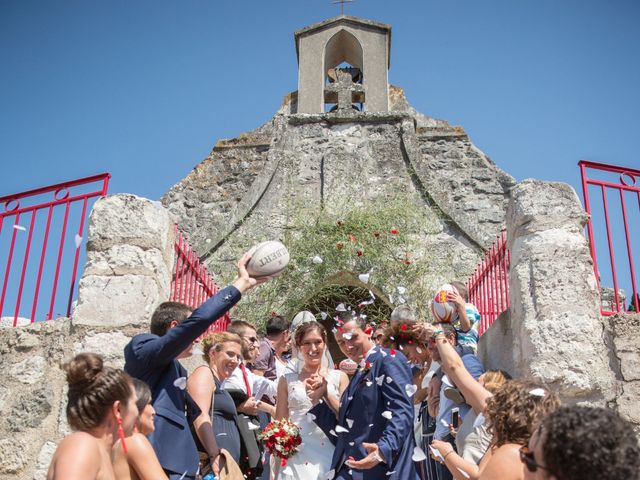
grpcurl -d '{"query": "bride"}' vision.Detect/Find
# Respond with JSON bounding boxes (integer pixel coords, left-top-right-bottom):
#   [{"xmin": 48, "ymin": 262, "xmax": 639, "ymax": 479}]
[{"xmin": 275, "ymin": 320, "xmax": 348, "ymax": 479}]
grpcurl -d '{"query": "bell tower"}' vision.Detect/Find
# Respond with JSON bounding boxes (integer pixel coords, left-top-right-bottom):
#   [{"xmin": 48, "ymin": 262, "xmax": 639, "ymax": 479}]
[{"xmin": 294, "ymin": 15, "xmax": 392, "ymax": 114}]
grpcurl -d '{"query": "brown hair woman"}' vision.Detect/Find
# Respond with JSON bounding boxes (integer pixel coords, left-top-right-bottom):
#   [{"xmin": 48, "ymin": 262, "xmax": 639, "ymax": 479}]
[{"xmin": 47, "ymin": 352, "xmax": 138, "ymax": 480}]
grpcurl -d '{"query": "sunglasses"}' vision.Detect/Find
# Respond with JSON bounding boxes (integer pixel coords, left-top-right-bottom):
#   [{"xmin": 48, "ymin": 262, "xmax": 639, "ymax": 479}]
[{"xmin": 519, "ymin": 446, "xmax": 547, "ymax": 473}]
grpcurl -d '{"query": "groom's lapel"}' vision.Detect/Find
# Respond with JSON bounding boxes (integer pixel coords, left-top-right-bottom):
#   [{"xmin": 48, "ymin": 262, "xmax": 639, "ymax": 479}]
[{"xmin": 340, "ymin": 349, "xmax": 382, "ymax": 424}]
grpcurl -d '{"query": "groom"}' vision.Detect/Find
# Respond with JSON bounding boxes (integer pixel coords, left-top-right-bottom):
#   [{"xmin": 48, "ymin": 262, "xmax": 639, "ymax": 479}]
[{"xmin": 309, "ymin": 313, "xmax": 419, "ymax": 480}]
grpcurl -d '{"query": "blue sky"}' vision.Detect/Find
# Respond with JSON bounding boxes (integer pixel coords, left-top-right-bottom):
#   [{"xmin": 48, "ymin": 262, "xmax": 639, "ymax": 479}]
[{"xmin": 1, "ymin": 0, "xmax": 639, "ymax": 200}]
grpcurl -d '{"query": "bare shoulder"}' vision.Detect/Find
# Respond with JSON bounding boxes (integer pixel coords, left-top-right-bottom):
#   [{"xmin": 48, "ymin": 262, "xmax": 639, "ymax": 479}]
[
  {"xmin": 48, "ymin": 433, "xmax": 102, "ymax": 479},
  {"xmin": 479, "ymin": 444, "xmax": 523, "ymax": 480}
]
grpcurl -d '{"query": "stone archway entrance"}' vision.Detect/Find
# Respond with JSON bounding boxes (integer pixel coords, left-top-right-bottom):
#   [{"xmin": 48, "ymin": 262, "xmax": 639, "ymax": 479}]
[{"xmin": 294, "ymin": 271, "xmax": 393, "ymax": 363}]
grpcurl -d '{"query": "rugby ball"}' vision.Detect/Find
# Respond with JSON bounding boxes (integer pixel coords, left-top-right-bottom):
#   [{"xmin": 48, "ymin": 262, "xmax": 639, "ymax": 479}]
[
  {"xmin": 431, "ymin": 283, "xmax": 458, "ymax": 323},
  {"xmin": 246, "ymin": 241, "xmax": 290, "ymax": 277}
]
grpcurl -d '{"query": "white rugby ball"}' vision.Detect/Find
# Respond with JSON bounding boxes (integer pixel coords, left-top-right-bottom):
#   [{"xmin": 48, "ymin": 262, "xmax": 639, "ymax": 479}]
[
  {"xmin": 431, "ymin": 283, "xmax": 458, "ymax": 323},
  {"xmin": 246, "ymin": 240, "xmax": 290, "ymax": 277}
]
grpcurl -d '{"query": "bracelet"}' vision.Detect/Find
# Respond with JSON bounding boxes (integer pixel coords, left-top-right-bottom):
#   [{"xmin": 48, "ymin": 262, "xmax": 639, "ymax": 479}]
[
  {"xmin": 431, "ymin": 329, "xmax": 444, "ymax": 338},
  {"xmin": 442, "ymin": 450, "xmax": 454, "ymax": 461}
]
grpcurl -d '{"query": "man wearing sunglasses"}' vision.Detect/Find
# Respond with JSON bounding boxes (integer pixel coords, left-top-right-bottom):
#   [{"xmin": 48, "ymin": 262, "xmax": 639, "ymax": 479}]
[{"xmin": 521, "ymin": 405, "xmax": 640, "ymax": 480}]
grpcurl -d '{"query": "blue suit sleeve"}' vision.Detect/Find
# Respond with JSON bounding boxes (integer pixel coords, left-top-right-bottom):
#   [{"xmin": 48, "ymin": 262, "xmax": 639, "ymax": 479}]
[
  {"xmin": 309, "ymin": 400, "xmax": 338, "ymax": 447},
  {"xmin": 377, "ymin": 352, "xmax": 415, "ymax": 464},
  {"xmin": 130, "ymin": 285, "xmax": 241, "ymax": 367}
]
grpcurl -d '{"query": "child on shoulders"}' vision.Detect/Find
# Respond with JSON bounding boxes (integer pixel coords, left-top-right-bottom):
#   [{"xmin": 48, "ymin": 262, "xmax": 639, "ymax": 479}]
[{"xmin": 447, "ymin": 281, "xmax": 480, "ymax": 353}]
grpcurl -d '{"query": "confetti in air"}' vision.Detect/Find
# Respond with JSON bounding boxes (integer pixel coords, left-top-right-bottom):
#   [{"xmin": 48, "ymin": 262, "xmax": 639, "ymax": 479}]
[
  {"xmin": 173, "ymin": 377, "xmax": 187, "ymax": 390},
  {"xmin": 529, "ymin": 388, "xmax": 546, "ymax": 397},
  {"xmin": 336, "ymin": 303, "xmax": 347, "ymax": 312},
  {"xmin": 381, "ymin": 411, "xmax": 393, "ymax": 420},
  {"xmin": 397, "ymin": 286, "xmax": 407, "ymax": 295},
  {"xmin": 358, "ymin": 273, "xmax": 370, "ymax": 283},
  {"xmin": 74, "ymin": 234, "xmax": 83, "ymax": 249},
  {"xmin": 335, "ymin": 425, "xmax": 349, "ymax": 433},
  {"xmin": 13, "ymin": 225, "xmax": 26, "ymax": 231},
  {"xmin": 405, "ymin": 384, "xmax": 418, "ymax": 397},
  {"xmin": 346, "ymin": 418, "xmax": 354, "ymax": 428},
  {"xmin": 375, "ymin": 375, "xmax": 385, "ymax": 386},
  {"xmin": 320, "ymin": 312, "xmax": 328, "ymax": 320},
  {"xmin": 312, "ymin": 255, "xmax": 323, "ymax": 264}
]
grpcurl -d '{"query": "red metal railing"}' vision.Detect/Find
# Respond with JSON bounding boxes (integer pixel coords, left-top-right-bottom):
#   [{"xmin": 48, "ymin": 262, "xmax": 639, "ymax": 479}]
[
  {"xmin": 170, "ymin": 225, "xmax": 229, "ymax": 333},
  {"xmin": 579, "ymin": 160, "xmax": 640, "ymax": 314},
  {"xmin": 466, "ymin": 230, "xmax": 510, "ymax": 336},
  {"xmin": 0, "ymin": 173, "xmax": 111, "ymax": 326}
]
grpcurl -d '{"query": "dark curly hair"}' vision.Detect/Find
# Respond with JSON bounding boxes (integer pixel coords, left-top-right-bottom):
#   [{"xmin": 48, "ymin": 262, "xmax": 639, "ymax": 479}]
[
  {"xmin": 539, "ymin": 406, "xmax": 640, "ymax": 480},
  {"xmin": 484, "ymin": 380, "xmax": 560, "ymax": 447}
]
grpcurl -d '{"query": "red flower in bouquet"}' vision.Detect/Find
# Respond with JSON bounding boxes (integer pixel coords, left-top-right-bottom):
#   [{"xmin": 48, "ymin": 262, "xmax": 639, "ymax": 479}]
[{"xmin": 259, "ymin": 418, "xmax": 302, "ymax": 467}]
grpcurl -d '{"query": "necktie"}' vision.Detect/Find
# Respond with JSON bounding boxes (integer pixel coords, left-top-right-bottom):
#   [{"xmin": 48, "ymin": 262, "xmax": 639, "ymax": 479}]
[{"xmin": 239, "ymin": 363, "xmax": 252, "ymax": 397}]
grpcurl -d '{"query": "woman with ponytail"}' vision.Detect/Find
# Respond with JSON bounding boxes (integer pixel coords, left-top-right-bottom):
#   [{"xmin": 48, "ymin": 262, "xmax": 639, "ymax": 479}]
[{"xmin": 47, "ymin": 352, "xmax": 138, "ymax": 480}]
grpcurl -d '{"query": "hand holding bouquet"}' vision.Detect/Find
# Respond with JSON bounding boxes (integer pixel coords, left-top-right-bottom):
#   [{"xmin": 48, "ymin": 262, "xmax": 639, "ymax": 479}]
[{"xmin": 259, "ymin": 418, "xmax": 302, "ymax": 467}]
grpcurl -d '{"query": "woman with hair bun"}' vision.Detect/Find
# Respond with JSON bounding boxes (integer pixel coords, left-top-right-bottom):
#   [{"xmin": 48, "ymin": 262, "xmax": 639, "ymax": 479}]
[
  {"xmin": 47, "ymin": 352, "xmax": 138, "ymax": 480},
  {"xmin": 112, "ymin": 379, "xmax": 168, "ymax": 480}
]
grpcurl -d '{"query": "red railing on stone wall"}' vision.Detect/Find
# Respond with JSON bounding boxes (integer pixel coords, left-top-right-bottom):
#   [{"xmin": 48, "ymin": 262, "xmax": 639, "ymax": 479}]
[
  {"xmin": 170, "ymin": 225, "xmax": 229, "ymax": 333},
  {"xmin": 466, "ymin": 230, "xmax": 510, "ymax": 336},
  {"xmin": 579, "ymin": 160, "xmax": 640, "ymax": 314},
  {"xmin": 0, "ymin": 173, "xmax": 111, "ymax": 326}
]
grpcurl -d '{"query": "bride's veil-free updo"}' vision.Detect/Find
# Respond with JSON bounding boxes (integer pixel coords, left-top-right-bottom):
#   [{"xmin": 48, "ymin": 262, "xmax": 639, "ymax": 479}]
[{"xmin": 287, "ymin": 311, "xmax": 334, "ymax": 373}]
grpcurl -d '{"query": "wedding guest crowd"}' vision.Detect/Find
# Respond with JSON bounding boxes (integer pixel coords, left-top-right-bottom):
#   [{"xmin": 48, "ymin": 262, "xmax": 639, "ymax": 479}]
[{"xmin": 47, "ymin": 253, "xmax": 640, "ymax": 480}]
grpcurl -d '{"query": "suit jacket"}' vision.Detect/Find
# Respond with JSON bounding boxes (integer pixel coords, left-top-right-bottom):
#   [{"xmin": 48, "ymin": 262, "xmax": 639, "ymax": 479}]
[
  {"xmin": 310, "ymin": 347, "xmax": 419, "ymax": 480},
  {"xmin": 124, "ymin": 285, "xmax": 241, "ymax": 477}
]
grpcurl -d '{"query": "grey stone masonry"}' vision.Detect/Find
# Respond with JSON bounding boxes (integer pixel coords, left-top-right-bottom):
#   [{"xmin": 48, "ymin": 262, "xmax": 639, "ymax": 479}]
[
  {"xmin": 73, "ymin": 194, "xmax": 176, "ymax": 328},
  {"xmin": 480, "ymin": 179, "xmax": 615, "ymax": 405}
]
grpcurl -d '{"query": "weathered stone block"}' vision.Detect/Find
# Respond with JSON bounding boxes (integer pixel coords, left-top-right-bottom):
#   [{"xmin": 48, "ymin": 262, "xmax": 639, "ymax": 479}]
[
  {"xmin": 8, "ymin": 388, "xmax": 53, "ymax": 432},
  {"xmin": 33, "ymin": 441, "xmax": 57, "ymax": 480},
  {"xmin": 505, "ymin": 180, "xmax": 615, "ymax": 403},
  {"xmin": 73, "ymin": 274, "xmax": 162, "ymax": 327},
  {"xmin": 86, "ymin": 194, "xmax": 175, "ymax": 266},
  {"xmin": 9, "ymin": 356, "xmax": 46, "ymax": 385},
  {"xmin": 0, "ymin": 438, "xmax": 27, "ymax": 474},
  {"xmin": 75, "ymin": 331, "xmax": 131, "ymax": 369}
]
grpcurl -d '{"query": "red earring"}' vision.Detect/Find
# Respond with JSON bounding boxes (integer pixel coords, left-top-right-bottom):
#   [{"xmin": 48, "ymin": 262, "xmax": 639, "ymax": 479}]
[{"xmin": 117, "ymin": 415, "xmax": 128, "ymax": 454}]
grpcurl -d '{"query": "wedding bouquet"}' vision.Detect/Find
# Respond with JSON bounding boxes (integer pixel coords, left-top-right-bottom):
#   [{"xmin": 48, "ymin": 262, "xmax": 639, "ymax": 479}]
[{"xmin": 259, "ymin": 418, "xmax": 302, "ymax": 467}]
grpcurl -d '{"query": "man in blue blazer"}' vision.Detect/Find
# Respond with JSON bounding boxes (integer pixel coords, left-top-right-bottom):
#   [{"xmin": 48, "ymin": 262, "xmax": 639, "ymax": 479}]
[
  {"xmin": 124, "ymin": 255, "xmax": 268, "ymax": 480},
  {"xmin": 310, "ymin": 314, "xmax": 420, "ymax": 480}
]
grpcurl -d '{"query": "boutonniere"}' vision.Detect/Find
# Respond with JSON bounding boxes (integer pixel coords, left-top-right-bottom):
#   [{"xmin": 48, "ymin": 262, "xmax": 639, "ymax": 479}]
[{"xmin": 358, "ymin": 362, "xmax": 373, "ymax": 385}]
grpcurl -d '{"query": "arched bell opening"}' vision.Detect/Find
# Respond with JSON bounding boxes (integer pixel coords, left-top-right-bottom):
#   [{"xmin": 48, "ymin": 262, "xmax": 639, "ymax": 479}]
[
  {"xmin": 323, "ymin": 30, "xmax": 365, "ymax": 112},
  {"xmin": 291, "ymin": 271, "xmax": 392, "ymax": 363}
]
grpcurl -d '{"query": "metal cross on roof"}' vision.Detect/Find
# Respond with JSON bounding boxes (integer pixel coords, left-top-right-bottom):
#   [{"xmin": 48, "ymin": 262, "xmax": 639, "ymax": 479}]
[{"xmin": 332, "ymin": 0, "xmax": 354, "ymax": 15}]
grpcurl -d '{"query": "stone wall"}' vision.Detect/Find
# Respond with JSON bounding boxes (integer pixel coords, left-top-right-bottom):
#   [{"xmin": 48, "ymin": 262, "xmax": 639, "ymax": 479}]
[{"xmin": 479, "ymin": 179, "xmax": 617, "ymax": 406}]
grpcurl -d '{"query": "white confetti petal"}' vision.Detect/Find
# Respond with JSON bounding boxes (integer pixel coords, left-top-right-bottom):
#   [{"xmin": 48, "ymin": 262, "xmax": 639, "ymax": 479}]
[
  {"xmin": 312, "ymin": 255, "xmax": 323, "ymax": 264},
  {"xmin": 385, "ymin": 471, "xmax": 396, "ymax": 476},
  {"xmin": 248, "ymin": 422, "xmax": 260, "ymax": 430},
  {"xmin": 325, "ymin": 469, "xmax": 335, "ymax": 480},
  {"xmin": 375, "ymin": 375, "xmax": 385, "ymax": 386},
  {"xmin": 306, "ymin": 413, "xmax": 316, "ymax": 422},
  {"xmin": 205, "ymin": 238, "xmax": 211, "ymax": 243},
  {"xmin": 381, "ymin": 410, "xmax": 393, "ymax": 420},
  {"xmin": 411, "ymin": 446, "xmax": 427, "ymax": 462},
  {"xmin": 349, "ymin": 441, "xmax": 355, "ymax": 446},
  {"xmin": 346, "ymin": 418, "xmax": 354, "ymax": 428},
  {"xmin": 397, "ymin": 286, "xmax": 407, "ymax": 295},
  {"xmin": 386, "ymin": 376, "xmax": 393, "ymax": 383},
  {"xmin": 398, "ymin": 296, "xmax": 406, "ymax": 304},
  {"xmin": 366, "ymin": 380, "xmax": 373, "ymax": 387},
  {"xmin": 416, "ymin": 347, "xmax": 422, "ymax": 354},
  {"xmin": 336, "ymin": 303, "xmax": 347, "ymax": 312},
  {"xmin": 13, "ymin": 225, "xmax": 26, "ymax": 231},
  {"xmin": 405, "ymin": 384, "xmax": 418, "ymax": 397},
  {"xmin": 74, "ymin": 234, "xmax": 83, "ymax": 248},
  {"xmin": 342, "ymin": 332, "xmax": 353, "ymax": 340},
  {"xmin": 335, "ymin": 425, "xmax": 349, "ymax": 433},
  {"xmin": 358, "ymin": 273, "xmax": 370, "ymax": 283},
  {"xmin": 457, "ymin": 468, "xmax": 471, "ymax": 479},
  {"xmin": 369, "ymin": 423, "xmax": 374, "ymax": 427},
  {"xmin": 530, "ymin": 388, "xmax": 546, "ymax": 397},
  {"xmin": 321, "ymin": 312, "xmax": 328, "ymax": 320},
  {"xmin": 216, "ymin": 432, "xmax": 228, "ymax": 436},
  {"xmin": 173, "ymin": 377, "xmax": 187, "ymax": 390},
  {"xmin": 329, "ymin": 429, "xmax": 337, "ymax": 437},
  {"xmin": 429, "ymin": 445, "xmax": 443, "ymax": 460},
  {"xmin": 440, "ymin": 418, "xmax": 449, "ymax": 427}
]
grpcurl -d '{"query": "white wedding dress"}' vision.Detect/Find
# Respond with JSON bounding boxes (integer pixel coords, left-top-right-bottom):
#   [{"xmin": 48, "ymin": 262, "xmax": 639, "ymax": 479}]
[{"xmin": 276, "ymin": 370, "xmax": 341, "ymax": 480}]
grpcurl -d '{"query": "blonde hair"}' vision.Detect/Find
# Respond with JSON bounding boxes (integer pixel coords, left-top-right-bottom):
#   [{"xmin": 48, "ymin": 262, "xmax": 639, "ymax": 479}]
[
  {"xmin": 201, "ymin": 331, "xmax": 242, "ymax": 363},
  {"xmin": 482, "ymin": 369, "xmax": 511, "ymax": 394}
]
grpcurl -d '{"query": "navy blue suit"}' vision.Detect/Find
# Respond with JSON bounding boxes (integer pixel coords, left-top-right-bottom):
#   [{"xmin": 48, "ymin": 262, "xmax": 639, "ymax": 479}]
[
  {"xmin": 124, "ymin": 285, "xmax": 241, "ymax": 478},
  {"xmin": 310, "ymin": 348, "xmax": 419, "ymax": 480}
]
